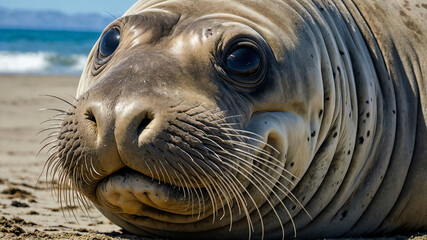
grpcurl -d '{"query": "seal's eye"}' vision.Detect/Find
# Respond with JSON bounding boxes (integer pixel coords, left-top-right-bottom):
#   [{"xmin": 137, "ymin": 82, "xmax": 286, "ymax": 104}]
[
  {"xmin": 99, "ymin": 28, "xmax": 120, "ymax": 57},
  {"xmin": 226, "ymin": 47, "xmax": 260, "ymax": 75}
]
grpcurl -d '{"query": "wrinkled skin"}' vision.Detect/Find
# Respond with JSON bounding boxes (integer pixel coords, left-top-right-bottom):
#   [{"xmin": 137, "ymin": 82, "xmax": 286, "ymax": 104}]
[{"xmin": 46, "ymin": 0, "xmax": 426, "ymax": 239}]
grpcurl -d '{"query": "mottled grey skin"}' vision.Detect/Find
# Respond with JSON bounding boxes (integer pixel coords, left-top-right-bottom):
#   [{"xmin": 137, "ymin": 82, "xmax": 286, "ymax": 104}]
[{"xmin": 51, "ymin": 0, "xmax": 426, "ymax": 239}]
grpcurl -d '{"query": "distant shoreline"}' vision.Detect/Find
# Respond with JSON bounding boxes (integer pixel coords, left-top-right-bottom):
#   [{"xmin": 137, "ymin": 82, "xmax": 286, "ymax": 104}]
[
  {"xmin": 0, "ymin": 26, "xmax": 102, "ymax": 34},
  {"xmin": 0, "ymin": 7, "xmax": 114, "ymax": 32}
]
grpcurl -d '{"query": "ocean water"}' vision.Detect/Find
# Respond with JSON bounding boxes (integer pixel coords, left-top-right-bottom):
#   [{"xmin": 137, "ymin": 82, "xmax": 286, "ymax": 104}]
[{"xmin": 0, "ymin": 28, "xmax": 101, "ymax": 75}]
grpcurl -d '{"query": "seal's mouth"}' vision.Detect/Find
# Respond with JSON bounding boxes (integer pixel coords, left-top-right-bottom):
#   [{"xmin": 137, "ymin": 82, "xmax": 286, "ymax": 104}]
[{"xmin": 95, "ymin": 167, "xmax": 214, "ymax": 223}]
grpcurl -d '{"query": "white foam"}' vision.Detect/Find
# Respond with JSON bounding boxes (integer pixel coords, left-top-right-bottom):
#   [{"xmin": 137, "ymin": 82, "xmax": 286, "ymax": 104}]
[
  {"xmin": 0, "ymin": 51, "xmax": 48, "ymax": 73},
  {"xmin": 0, "ymin": 51, "xmax": 87, "ymax": 75}
]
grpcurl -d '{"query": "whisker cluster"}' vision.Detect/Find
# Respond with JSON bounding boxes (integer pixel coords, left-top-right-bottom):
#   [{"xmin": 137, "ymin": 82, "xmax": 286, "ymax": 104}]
[
  {"xmin": 38, "ymin": 95, "xmax": 98, "ymax": 219},
  {"xmin": 155, "ymin": 102, "xmax": 311, "ymax": 239}
]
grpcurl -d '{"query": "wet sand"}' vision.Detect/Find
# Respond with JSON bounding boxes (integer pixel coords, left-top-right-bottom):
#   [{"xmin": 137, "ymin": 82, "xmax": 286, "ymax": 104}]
[{"xmin": 0, "ymin": 74, "xmax": 424, "ymax": 240}]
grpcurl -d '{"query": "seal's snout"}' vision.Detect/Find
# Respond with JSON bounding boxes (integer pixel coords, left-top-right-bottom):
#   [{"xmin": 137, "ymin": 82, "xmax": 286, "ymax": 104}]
[
  {"xmin": 73, "ymin": 94, "xmax": 160, "ymax": 180},
  {"xmin": 78, "ymin": 95, "xmax": 155, "ymax": 149},
  {"xmin": 63, "ymin": 92, "xmax": 224, "ymax": 220},
  {"xmin": 113, "ymin": 101, "xmax": 158, "ymax": 148}
]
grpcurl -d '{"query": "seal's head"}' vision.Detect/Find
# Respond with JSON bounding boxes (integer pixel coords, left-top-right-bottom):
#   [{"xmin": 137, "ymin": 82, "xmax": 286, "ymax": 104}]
[{"xmin": 46, "ymin": 0, "xmax": 328, "ymax": 239}]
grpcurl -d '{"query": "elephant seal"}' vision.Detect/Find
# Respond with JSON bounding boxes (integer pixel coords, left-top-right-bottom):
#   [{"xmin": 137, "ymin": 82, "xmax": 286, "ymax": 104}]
[{"xmin": 43, "ymin": 0, "xmax": 427, "ymax": 239}]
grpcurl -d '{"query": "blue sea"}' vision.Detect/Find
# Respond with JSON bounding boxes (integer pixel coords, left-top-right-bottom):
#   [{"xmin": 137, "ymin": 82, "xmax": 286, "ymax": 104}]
[{"xmin": 0, "ymin": 28, "xmax": 101, "ymax": 75}]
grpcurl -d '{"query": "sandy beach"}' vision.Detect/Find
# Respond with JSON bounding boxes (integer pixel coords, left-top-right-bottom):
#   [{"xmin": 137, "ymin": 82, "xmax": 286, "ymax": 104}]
[
  {"xmin": 0, "ymin": 74, "xmax": 425, "ymax": 240},
  {"xmin": 0, "ymin": 75, "xmax": 145, "ymax": 239}
]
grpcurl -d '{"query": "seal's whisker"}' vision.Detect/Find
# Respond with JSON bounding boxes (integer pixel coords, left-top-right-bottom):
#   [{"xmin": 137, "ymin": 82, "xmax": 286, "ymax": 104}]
[
  {"xmin": 221, "ymin": 147, "xmax": 308, "ymax": 221},
  {"xmin": 172, "ymin": 169, "xmax": 187, "ymax": 199},
  {"xmin": 36, "ymin": 150, "xmax": 58, "ymax": 190},
  {"xmin": 231, "ymin": 147, "xmax": 295, "ymax": 186},
  {"xmin": 66, "ymin": 148, "xmax": 79, "ymax": 208},
  {"xmin": 158, "ymin": 160, "xmax": 175, "ymax": 186},
  {"xmin": 172, "ymin": 168, "xmax": 191, "ymax": 211},
  {"xmin": 47, "ymin": 113, "xmax": 69, "ymax": 118},
  {"xmin": 234, "ymin": 146, "xmax": 299, "ymax": 183},
  {"xmin": 81, "ymin": 159, "xmax": 92, "ymax": 188},
  {"xmin": 190, "ymin": 108, "xmax": 225, "ymax": 120},
  {"xmin": 194, "ymin": 167, "xmax": 218, "ymax": 220},
  {"xmin": 163, "ymin": 161, "xmax": 199, "ymax": 212},
  {"xmin": 156, "ymin": 163, "xmax": 167, "ymax": 185},
  {"xmin": 223, "ymin": 130, "xmax": 281, "ymax": 155},
  {"xmin": 220, "ymin": 158, "xmax": 285, "ymax": 240},
  {"xmin": 223, "ymin": 136, "xmax": 299, "ymax": 180},
  {"xmin": 177, "ymin": 146, "xmax": 206, "ymax": 218},
  {"xmin": 70, "ymin": 182, "xmax": 80, "ymax": 221},
  {"xmin": 40, "ymin": 134, "xmax": 59, "ymax": 144},
  {"xmin": 90, "ymin": 157, "xmax": 102, "ymax": 177},
  {"xmin": 177, "ymin": 162, "xmax": 199, "ymax": 216},
  {"xmin": 220, "ymin": 136, "xmax": 271, "ymax": 156},
  {"xmin": 39, "ymin": 108, "xmax": 70, "ymax": 114},
  {"xmin": 221, "ymin": 167, "xmax": 259, "ymax": 239},
  {"xmin": 144, "ymin": 161, "xmax": 155, "ymax": 181},
  {"xmin": 203, "ymin": 147, "xmax": 249, "ymax": 230},
  {"xmin": 227, "ymin": 154, "xmax": 296, "ymax": 238},
  {"xmin": 208, "ymin": 146, "xmax": 248, "ymax": 207},
  {"xmin": 205, "ymin": 169, "xmax": 233, "ymax": 222},
  {"xmin": 240, "ymin": 156, "xmax": 311, "ymax": 220},
  {"xmin": 75, "ymin": 189, "xmax": 92, "ymax": 219},
  {"xmin": 223, "ymin": 128, "xmax": 267, "ymax": 141},
  {"xmin": 187, "ymin": 153, "xmax": 231, "ymax": 221},
  {"xmin": 43, "ymin": 154, "xmax": 58, "ymax": 190},
  {"xmin": 40, "ymin": 94, "xmax": 77, "ymax": 108},
  {"xmin": 181, "ymin": 103, "xmax": 217, "ymax": 117},
  {"xmin": 73, "ymin": 156, "xmax": 93, "ymax": 218},
  {"xmin": 204, "ymin": 146, "xmax": 243, "ymax": 208},
  {"xmin": 85, "ymin": 155, "xmax": 96, "ymax": 183},
  {"xmin": 200, "ymin": 134, "xmax": 229, "ymax": 151},
  {"xmin": 57, "ymin": 171, "xmax": 70, "ymax": 218},
  {"xmin": 197, "ymin": 160, "xmax": 233, "ymax": 221},
  {"xmin": 46, "ymin": 123, "xmax": 63, "ymax": 127},
  {"xmin": 214, "ymin": 141, "xmax": 293, "ymax": 238},
  {"xmin": 46, "ymin": 131, "xmax": 60, "ymax": 138},
  {"xmin": 63, "ymin": 93, "xmax": 77, "ymax": 101},
  {"xmin": 40, "ymin": 141, "xmax": 58, "ymax": 156},
  {"xmin": 152, "ymin": 164, "xmax": 162, "ymax": 185},
  {"xmin": 38, "ymin": 139, "xmax": 59, "ymax": 156},
  {"xmin": 212, "ymin": 115, "xmax": 244, "ymax": 124},
  {"xmin": 218, "ymin": 122, "xmax": 241, "ymax": 127},
  {"xmin": 179, "ymin": 158, "xmax": 210, "ymax": 219},
  {"xmin": 37, "ymin": 127, "xmax": 61, "ymax": 135},
  {"xmin": 40, "ymin": 118, "xmax": 65, "ymax": 125}
]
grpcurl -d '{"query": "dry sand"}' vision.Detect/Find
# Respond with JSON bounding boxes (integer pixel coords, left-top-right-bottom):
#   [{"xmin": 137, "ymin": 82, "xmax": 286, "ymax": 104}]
[
  {"xmin": 0, "ymin": 75, "xmax": 144, "ymax": 239},
  {"xmin": 0, "ymin": 74, "xmax": 424, "ymax": 240}
]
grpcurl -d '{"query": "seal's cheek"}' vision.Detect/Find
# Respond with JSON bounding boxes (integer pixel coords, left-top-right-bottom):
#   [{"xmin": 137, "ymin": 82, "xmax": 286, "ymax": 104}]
[{"xmin": 245, "ymin": 112, "xmax": 313, "ymax": 179}]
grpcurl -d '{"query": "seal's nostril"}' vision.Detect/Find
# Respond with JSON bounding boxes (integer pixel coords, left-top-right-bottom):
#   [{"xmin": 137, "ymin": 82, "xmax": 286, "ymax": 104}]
[
  {"xmin": 137, "ymin": 112, "xmax": 153, "ymax": 136},
  {"xmin": 85, "ymin": 109, "xmax": 97, "ymax": 128}
]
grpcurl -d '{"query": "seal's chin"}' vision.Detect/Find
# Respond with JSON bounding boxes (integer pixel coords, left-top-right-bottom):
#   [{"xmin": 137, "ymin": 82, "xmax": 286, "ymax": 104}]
[{"xmin": 95, "ymin": 168, "xmax": 213, "ymax": 223}]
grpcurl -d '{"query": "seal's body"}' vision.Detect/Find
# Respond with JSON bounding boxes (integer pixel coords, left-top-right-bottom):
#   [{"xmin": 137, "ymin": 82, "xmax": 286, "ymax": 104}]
[{"xmin": 47, "ymin": 0, "xmax": 426, "ymax": 239}]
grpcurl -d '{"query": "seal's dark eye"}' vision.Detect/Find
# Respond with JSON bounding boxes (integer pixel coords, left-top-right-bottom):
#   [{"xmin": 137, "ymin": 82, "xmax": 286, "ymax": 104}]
[
  {"xmin": 100, "ymin": 28, "xmax": 120, "ymax": 57},
  {"xmin": 226, "ymin": 47, "xmax": 260, "ymax": 75}
]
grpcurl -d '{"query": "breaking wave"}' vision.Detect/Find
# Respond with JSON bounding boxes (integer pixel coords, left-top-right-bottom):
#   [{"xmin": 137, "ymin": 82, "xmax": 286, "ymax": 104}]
[{"xmin": 0, "ymin": 51, "xmax": 87, "ymax": 75}]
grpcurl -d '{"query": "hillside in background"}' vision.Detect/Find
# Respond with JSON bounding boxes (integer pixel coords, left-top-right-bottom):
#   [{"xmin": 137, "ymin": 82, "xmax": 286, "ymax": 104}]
[{"xmin": 0, "ymin": 7, "xmax": 114, "ymax": 31}]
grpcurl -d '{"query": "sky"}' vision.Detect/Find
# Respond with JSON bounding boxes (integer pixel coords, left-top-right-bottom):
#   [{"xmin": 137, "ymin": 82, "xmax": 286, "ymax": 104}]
[{"xmin": 0, "ymin": 0, "xmax": 138, "ymax": 16}]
